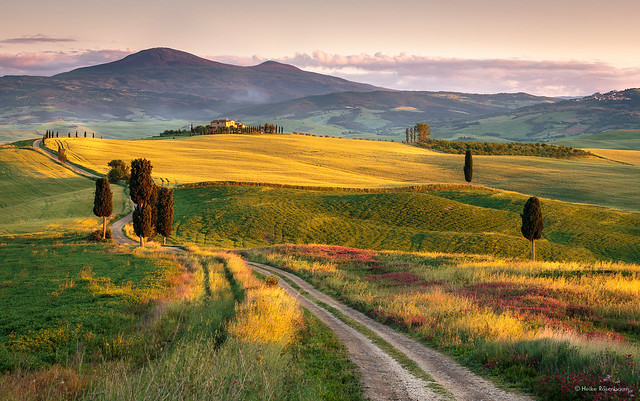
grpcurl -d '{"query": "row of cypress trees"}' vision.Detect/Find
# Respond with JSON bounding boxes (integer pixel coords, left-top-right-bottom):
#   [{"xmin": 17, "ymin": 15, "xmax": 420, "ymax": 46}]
[{"xmin": 93, "ymin": 158, "xmax": 174, "ymax": 246}]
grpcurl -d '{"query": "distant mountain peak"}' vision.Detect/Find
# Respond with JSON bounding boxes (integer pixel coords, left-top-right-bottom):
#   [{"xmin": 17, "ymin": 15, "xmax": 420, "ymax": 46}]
[
  {"xmin": 102, "ymin": 47, "xmax": 223, "ymax": 68},
  {"xmin": 251, "ymin": 60, "xmax": 302, "ymax": 72}
]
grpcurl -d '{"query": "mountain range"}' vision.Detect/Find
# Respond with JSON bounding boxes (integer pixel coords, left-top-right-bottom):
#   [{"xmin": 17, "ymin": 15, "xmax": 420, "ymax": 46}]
[{"xmin": 1, "ymin": 47, "xmax": 639, "ymax": 146}]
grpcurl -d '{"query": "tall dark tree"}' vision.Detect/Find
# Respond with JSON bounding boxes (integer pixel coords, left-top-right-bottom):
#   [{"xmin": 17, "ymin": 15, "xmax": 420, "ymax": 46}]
[
  {"xmin": 405, "ymin": 128, "xmax": 410, "ymax": 143},
  {"xmin": 93, "ymin": 178, "xmax": 113, "ymax": 240},
  {"xmin": 464, "ymin": 149, "xmax": 473, "ymax": 185},
  {"xmin": 156, "ymin": 187, "xmax": 174, "ymax": 245},
  {"xmin": 132, "ymin": 204, "xmax": 154, "ymax": 244},
  {"xmin": 520, "ymin": 197, "xmax": 544, "ymax": 261},
  {"xmin": 130, "ymin": 158, "xmax": 154, "ymax": 246}
]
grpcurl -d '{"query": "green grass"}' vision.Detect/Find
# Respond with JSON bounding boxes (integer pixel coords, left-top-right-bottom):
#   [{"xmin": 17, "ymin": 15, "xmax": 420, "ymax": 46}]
[
  {"xmin": 0, "ymin": 236, "xmax": 183, "ymax": 372},
  {"xmin": 172, "ymin": 185, "xmax": 640, "ymax": 263},
  {"xmin": 555, "ymin": 130, "xmax": 640, "ymax": 150},
  {"xmin": 0, "ymin": 147, "xmax": 127, "ymax": 235}
]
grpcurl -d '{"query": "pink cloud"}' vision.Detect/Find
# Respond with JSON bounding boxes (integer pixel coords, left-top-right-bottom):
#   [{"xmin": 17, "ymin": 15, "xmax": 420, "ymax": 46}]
[
  {"xmin": 0, "ymin": 49, "xmax": 132, "ymax": 76},
  {"xmin": 215, "ymin": 52, "xmax": 640, "ymax": 96}
]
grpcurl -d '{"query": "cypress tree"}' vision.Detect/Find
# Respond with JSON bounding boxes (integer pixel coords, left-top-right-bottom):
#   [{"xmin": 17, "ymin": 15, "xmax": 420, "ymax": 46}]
[
  {"xmin": 130, "ymin": 158, "xmax": 154, "ymax": 246},
  {"xmin": 132, "ymin": 204, "xmax": 154, "ymax": 244},
  {"xmin": 464, "ymin": 149, "xmax": 473, "ymax": 185},
  {"xmin": 93, "ymin": 178, "xmax": 113, "ymax": 239},
  {"xmin": 520, "ymin": 197, "xmax": 544, "ymax": 261},
  {"xmin": 156, "ymin": 187, "xmax": 174, "ymax": 245},
  {"xmin": 58, "ymin": 145, "xmax": 67, "ymax": 162},
  {"xmin": 405, "ymin": 128, "xmax": 410, "ymax": 143}
]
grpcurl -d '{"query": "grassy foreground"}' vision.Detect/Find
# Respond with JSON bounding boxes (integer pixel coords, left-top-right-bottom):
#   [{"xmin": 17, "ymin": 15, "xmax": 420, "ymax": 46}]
[
  {"xmin": 43, "ymin": 134, "xmax": 640, "ymax": 212},
  {"xmin": 171, "ymin": 185, "xmax": 640, "ymax": 264},
  {"xmin": 0, "ymin": 238, "xmax": 364, "ymax": 400},
  {"xmin": 245, "ymin": 245, "xmax": 640, "ymax": 401}
]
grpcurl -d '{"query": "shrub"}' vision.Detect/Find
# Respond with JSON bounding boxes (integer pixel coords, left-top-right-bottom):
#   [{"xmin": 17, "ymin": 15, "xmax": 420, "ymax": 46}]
[
  {"xmin": 265, "ymin": 275, "xmax": 279, "ymax": 287},
  {"xmin": 88, "ymin": 228, "xmax": 112, "ymax": 242}
]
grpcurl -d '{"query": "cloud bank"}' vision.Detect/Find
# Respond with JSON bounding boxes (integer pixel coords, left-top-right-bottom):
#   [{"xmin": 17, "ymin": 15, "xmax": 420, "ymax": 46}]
[
  {"xmin": 217, "ymin": 52, "xmax": 640, "ymax": 97},
  {"xmin": 0, "ymin": 49, "xmax": 132, "ymax": 76},
  {"xmin": 1, "ymin": 48, "xmax": 638, "ymax": 96},
  {"xmin": 0, "ymin": 34, "xmax": 76, "ymax": 44}
]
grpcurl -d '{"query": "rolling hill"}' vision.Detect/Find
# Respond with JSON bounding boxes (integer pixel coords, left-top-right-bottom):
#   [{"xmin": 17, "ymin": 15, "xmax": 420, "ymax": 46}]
[
  {"xmin": 436, "ymin": 89, "xmax": 640, "ymax": 144},
  {"xmin": 0, "ymin": 48, "xmax": 381, "ymax": 137},
  {"xmin": 43, "ymin": 134, "xmax": 640, "ymax": 212},
  {"xmin": 234, "ymin": 90, "xmax": 556, "ymax": 136}
]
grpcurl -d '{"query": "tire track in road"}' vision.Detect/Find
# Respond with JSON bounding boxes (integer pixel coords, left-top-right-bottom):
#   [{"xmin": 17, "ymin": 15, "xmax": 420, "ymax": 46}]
[
  {"xmin": 249, "ymin": 262, "xmax": 446, "ymax": 401},
  {"xmin": 247, "ymin": 261, "xmax": 533, "ymax": 401}
]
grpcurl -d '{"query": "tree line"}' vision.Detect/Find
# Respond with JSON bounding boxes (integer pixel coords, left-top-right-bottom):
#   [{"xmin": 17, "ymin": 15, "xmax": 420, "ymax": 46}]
[
  {"xmin": 93, "ymin": 158, "xmax": 174, "ymax": 247},
  {"xmin": 163, "ymin": 123, "xmax": 286, "ymax": 137},
  {"xmin": 417, "ymin": 138, "xmax": 592, "ymax": 159}
]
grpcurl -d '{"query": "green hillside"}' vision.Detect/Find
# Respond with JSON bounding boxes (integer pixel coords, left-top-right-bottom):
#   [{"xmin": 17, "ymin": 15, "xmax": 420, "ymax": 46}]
[
  {"xmin": 0, "ymin": 146, "xmax": 128, "ymax": 235},
  {"xmin": 171, "ymin": 185, "xmax": 640, "ymax": 264}
]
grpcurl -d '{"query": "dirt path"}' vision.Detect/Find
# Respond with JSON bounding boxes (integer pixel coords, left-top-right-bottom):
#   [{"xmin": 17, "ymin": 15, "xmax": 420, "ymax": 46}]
[
  {"xmin": 32, "ymin": 139, "xmax": 100, "ymax": 178},
  {"xmin": 247, "ymin": 261, "xmax": 533, "ymax": 401},
  {"xmin": 249, "ymin": 263, "xmax": 446, "ymax": 401}
]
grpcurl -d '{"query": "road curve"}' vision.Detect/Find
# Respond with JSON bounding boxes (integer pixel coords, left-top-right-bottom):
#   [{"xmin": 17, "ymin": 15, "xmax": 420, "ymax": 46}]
[
  {"xmin": 32, "ymin": 139, "xmax": 100, "ymax": 178},
  {"xmin": 249, "ymin": 262, "xmax": 445, "ymax": 401},
  {"xmin": 247, "ymin": 261, "xmax": 533, "ymax": 401}
]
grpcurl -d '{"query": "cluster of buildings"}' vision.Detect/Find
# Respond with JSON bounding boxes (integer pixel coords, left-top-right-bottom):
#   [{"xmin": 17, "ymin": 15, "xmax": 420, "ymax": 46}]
[{"xmin": 210, "ymin": 119, "xmax": 246, "ymax": 129}]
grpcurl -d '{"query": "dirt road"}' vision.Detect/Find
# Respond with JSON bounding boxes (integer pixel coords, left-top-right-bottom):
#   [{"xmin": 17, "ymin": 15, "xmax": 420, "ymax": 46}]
[
  {"xmin": 247, "ymin": 261, "xmax": 533, "ymax": 401},
  {"xmin": 32, "ymin": 139, "xmax": 99, "ymax": 178}
]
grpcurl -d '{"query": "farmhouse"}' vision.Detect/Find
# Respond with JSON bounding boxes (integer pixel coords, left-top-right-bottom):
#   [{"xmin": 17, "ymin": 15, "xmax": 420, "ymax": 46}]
[{"xmin": 210, "ymin": 118, "xmax": 246, "ymax": 129}]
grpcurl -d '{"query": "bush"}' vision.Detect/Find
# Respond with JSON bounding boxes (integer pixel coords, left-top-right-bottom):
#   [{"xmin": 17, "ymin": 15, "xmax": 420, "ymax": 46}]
[
  {"xmin": 264, "ymin": 274, "xmax": 279, "ymax": 287},
  {"xmin": 88, "ymin": 228, "xmax": 112, "ymax": 242}
]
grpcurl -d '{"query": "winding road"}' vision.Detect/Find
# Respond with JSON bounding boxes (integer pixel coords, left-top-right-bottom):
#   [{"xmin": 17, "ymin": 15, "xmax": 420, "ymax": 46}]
[{"xmin": 34, "ymin": 138, "xmax": 533, "ymax": 400}]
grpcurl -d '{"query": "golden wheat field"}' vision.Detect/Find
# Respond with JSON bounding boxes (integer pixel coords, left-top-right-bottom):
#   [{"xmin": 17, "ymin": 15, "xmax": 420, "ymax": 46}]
[{"xmin": 44, "ymin": 134, "xmax": 640, "ymax": 211}]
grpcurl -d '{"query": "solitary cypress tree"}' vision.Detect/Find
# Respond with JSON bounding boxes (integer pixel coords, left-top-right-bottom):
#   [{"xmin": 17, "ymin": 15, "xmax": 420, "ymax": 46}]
[
  {"xmin": 130, "ymin": 158, "xmax": 154, "ymax": 246},
  {"xmin": 464, "ymin": 149, "xmax": 473, "ymax": 185},
  {"xmin": 57, "ymin": 145, "xmax": 67, "ymax": 162},
  {"xmin": 156, "ymin": 187, "xmax": 174, "ymax": 245},
  {"xmin": 520, "ymin": 197, "xmax": 544, "ymax": 261},
  {"xmin": 93, "ymin": 178, "xmax": 113, "ymax": 240}
]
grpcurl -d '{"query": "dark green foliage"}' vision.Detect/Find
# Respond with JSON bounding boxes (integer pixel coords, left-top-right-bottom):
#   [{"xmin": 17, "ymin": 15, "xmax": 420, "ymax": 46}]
[
  {"xmin": 93, "ymin": 177, "xmax": 113, "ymax": 240},
  {"xmin": 521, "ymin": 197, "xmax": 544, "ymax": 241},
  {"xmin": 133, "ymin": 204, "xmax": 154, "ymax": 244},
  {"xmin": 156, "ymin": 187, "xmax": 174, "ymax": 245},
  {"xmin": 464, "ymin": 149, "xmax": 473, "ymax": 184},
  {"xmin": 88, "ymin": 228, "xmax": 113, "ymax": 241},
  {"xmin": 418, "ymin": 139, "xmax": 592, "ymax": 159},
  {"xmin": 521, "ymin": 197, "xmax": 544, "ymax": 261},
  {"xmin": 57, "ymin": 145, "xmax": 67, "ymax": 162},
  {"xmin": 107, "ymin": 159, "xmax": 131, "ymax": 183},
  {"xmin": 129, "ymin": 158, "xmax": 153, "ymax": 206}
]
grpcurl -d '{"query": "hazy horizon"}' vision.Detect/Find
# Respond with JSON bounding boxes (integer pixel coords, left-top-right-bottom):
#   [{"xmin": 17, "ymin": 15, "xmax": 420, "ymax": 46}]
[{"xmin": 1, "ymin": 0, "xmax": 639, "ymax": 96}]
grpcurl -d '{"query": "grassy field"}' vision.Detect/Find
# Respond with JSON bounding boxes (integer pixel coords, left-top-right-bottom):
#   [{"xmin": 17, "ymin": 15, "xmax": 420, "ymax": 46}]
[
  {"xmin": 0, "ymin": 236, "xmax": 184, "ymax": 374},
  {"xmin": 0, "ymin": 146, "xmax": 128, "ymax": 236},
  {"xmin": 245, "ymin": 245, "xmax": 640, "ymax": 401},
  {"xmin": 0, "ymin": 239, "xmax": 364, "ymax": 400},
  {"xmin": 43, "ymin": 134, "xmax": 640, "ymax": 211},
  {"xmin": 556, "ymin": 130, "xmax": 640, "ymax": 150},
  {"xmin": 171, "ymin": 185, "xmax": 640, "ymax": 264}
]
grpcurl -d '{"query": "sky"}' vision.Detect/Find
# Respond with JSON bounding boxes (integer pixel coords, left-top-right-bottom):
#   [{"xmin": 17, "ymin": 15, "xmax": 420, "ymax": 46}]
[{"xmin": 1, "ymin": 0, "xmax": 639, "ymax": 96}]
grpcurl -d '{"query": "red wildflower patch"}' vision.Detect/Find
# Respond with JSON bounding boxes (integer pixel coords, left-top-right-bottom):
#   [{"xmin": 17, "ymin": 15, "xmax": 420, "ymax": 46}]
[{"xmin": 459, "ymin": 282, "xmax": 623, "ymax": 340}]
